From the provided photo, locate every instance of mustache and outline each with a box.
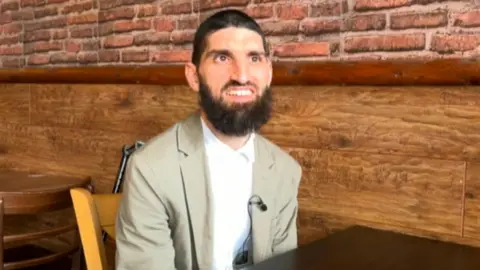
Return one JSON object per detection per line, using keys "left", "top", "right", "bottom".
{"left": 221, "top": 80, "right": 257, "bottom": 92}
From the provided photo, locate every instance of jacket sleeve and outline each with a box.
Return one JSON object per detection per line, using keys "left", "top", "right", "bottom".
{"left": 271, "top": 162, "right": 302, "bottom": 256}
{"left": 115, "top": 153, "right": 176, "bottom": 270}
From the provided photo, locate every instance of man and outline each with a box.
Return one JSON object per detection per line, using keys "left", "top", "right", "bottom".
{"left": 115, "top": 9, "right": 302, "bottom": 270}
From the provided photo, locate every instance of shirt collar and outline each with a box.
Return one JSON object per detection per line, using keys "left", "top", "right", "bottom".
{"left": 200, "top": 117, "right": 255, "bottom": 163}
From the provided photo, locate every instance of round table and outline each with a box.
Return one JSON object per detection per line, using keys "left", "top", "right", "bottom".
{"left": 0, "top": 171, "right": 91, "bottom": 270}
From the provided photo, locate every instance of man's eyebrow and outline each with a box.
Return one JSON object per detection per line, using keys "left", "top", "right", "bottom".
{"left": 204, "top": 49, "right": 267, "bottom": 58}
{"left": 204, "top": 49, "right": 232, "bottom": 58}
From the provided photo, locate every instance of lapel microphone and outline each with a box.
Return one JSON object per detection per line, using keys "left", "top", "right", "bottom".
{"left": 248, "top": 195, "right": 268, "bottom": 212}
{"left": 233, "top": 195, "right": 268, "bottom": 268}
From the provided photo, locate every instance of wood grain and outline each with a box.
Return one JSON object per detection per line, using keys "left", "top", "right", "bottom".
{"left": 287, "top": 147, "right": 465, "bottom": 236}
{"left": 1, "top": 59, "right": 480, "bottom": 86}
{"left": 262, "top": 86, "right": 480, "bottom": 161}
{"left": 0, "top": 84, "right": 29, "bottom": 125}
{"left": 29, "top": 84, "right": 196, "bottom": 135}
{"left": 464, "top": 162, "right": 480, "bottom": 239}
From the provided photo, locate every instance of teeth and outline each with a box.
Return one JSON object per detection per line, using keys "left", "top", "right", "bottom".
{"left": 226, "top": 89, "right": 252, "bottom": 96}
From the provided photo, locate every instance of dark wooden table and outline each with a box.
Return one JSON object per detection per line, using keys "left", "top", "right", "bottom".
{"left": 246, "top": 226, "right": 480, "bottom": 270}
{"left": 0, "top": 171, "right": 91, "bottom": 270}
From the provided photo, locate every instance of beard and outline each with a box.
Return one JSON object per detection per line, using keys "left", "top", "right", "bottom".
{"left": 197, "top": 76, "right": 272, "bottom": 137}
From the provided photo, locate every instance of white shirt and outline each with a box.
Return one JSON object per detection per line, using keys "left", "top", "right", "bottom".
{"left": 200, "top": 118, "right": 255, "bottom": 270}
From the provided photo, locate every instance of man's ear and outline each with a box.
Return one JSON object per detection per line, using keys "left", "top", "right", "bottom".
{"left": 185, "top": 62, "right": 199, "bottom": 92}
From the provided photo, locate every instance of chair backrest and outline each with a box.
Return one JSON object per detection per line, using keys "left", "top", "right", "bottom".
{"left": 70, "top": 188, "right": 121, "bottom": 270}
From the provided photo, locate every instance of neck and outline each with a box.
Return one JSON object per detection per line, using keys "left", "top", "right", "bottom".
{"left": 201, "top": 112, "right": 251, "bottom": 150}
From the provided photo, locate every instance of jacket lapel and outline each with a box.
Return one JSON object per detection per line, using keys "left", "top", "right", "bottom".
{"left": 251, "top": 137, "right": 275, "bottom": 263}
{"left": 177, "top": 112, "right": 214, "bottom": 269}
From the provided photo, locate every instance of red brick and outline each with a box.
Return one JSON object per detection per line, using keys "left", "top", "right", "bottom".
{"left": 300, "top": 19, "right": 341, "bottom": 35}
{"left": 2, "top": 23, "right": 23, "bottom": 34}
{"left": 50, "top": 52, "right": 77, "bottom": 64}
{"left": 65, "top": 41, "right": 81, "bottom": 53}
{"left": 178, "top": 17, "right": 199, "bottom": 30}
{"left": 70, "top": 26, "right": 95, "bottom": 38}
{"left": 391, "top": 11, "right": 448, "bottom": 29}
{"left": 245, "top": 5, "right": 273, "bottom": 19}
{"left": 11, "top": 10, "right": 34, "bottom": 21}
{"left": 98, "top": 23, "right": 114, "bottom": 36}
{"left": 2, "top": 56, "right": 25, "bottom": 68}
{"left": 99, "top": 7, "right": 135, "bottom": 22}
{"left": 454, "top": 10, "right": 480, "bottom": 28}
{"left": 0, "top": 35, "right": 21, "bottom": 45}
{"left": 68, "top": 12, "right": 98, "bottom": 25}
{"left": 197, "top": 0, "right": 249, "bottom": 12}
{"left": 134, "top": 32, "right": 170, "bottom": 46}
{"left": 82, "top": 40, "right": 100, "bottom": 51}
{"left": 25, "top": 17, "right": 66, "bottom": 31}
{"left": 99, "top": 0, "right": 155, "bottom": 10}
{"left": 28, "top": 54, "right": 50, "bottom": 65}
{"left": 62, "top": 1, "right": 94, "bottom": 14}
{"left": 431, "top": 34, "right": 480, "bottom": 53}
{"left": 98, "top": 50, "right": 120, "bottom": 62}
{"left": 24, "top": 41, "right": 62, "bottom": 54}
{"left": 0, "top": 45, "right": 23, "bottom": 55}
{"left": 253, "top": 0, "right": 276, "bottom": 3}
{"left": 311, "top": 1, "right": 348, "bottom": 16}
{"left": 78, "top": 52, "right": 98, "bottom": 64}
{"left": 24, "top": 30, "right": 51, "bottom": 42}
{"left": 355, "top": 0, "right": 412, "bottom": 11}
{"left": 20, "top": 0, "right": 37, "bottom": 7}
{"left": 103, "top": 35, "right": 134, "bottom": 48}
{"left": 114, "top": 19, "right": 151, "bottom": 33}
{"left": 1, "top": 1, "right": 20, "bottom": 12}
{"left": 152, "top": 50, "right": 191, "bottom": 63}
{"left": 344, "top": 14, "right": 386, "bottom": 31}
{"left": 274, "top": 42, "right": 330, "bottom": 57}
{"left": 47, "top": 0, "right": 69, "bottom": 3}
{"left": 171, "top": 30, "right": 195, "bottom": 44}
{"left": 345, "top": 34, "right": 425, "bottom": 53}
{"left": 52, "top": 30, "right": 68, "bottom": 39}
{"left": 155, "top": 18, "right": 175, "bottom": 32}
{"left": 34, "top": 6, "right": 58, "bottom": 18}
{"left": 138, "top": 4, "right": 157, "bottom": 17}
{"left": 122, "top": 50, "right": 149, "bottom": 62}
{"left": 260, "top": 20, "right": 299, "bottom": 36}
{"left": 161, "top": 1, "right": 192, "bottom": 15}
{"left": 0, "top": 14, "right": 13, "bottom": 24}
{"left": 276, "top": 4, "right": 308, "bottom": 20}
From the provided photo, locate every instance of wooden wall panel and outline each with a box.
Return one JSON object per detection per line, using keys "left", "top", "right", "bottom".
{"left": 464, "top": 162, "right": 480, "bottom": 240}
{"left": 0, "top": 84, "right": 29, "bottom": 125}
{"left": 262, "top": 86, "right": 480, "bottom": 162}
{"left": 29, "top": 84, "right": 197, "bottom": 134}
{"left": 1, "top": 82, "right": 480, "bottom": 258}
{"left": 288, "top": 148, "right": 464, "bottom": 237}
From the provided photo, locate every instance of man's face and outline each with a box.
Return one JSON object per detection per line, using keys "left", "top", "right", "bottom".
{"left": 192, "top": 26, "right": 273, "bottom": 136}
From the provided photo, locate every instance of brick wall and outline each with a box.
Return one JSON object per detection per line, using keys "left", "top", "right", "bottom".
{"left": 0, "top": 0, "right": 479, "bottom": 68}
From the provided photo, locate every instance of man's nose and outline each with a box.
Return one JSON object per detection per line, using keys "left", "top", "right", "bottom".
{"left": 230, "top": 61, "right": 249, "bottom": 84}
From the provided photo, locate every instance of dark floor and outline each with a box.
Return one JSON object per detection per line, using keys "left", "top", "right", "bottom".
{"left": 5, "top": 244, "right": 77, "bottom": 270}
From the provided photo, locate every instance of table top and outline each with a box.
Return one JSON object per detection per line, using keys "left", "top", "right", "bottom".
{"left": 0, "top": 171, "right": 90, "bottom": 194}
{"left": 0, "top": 171, "right": 91, "bottom": 214}
{"left": 247, "top": 226, "right": 480, "bottom": 270}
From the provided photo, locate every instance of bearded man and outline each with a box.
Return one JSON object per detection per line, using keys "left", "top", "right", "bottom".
{"left": 115, "top": 9, "right": 302, "bottom": 270}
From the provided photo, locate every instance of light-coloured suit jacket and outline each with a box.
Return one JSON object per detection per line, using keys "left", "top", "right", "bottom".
{"left": 115, "top": 112, "right": 302, "bottom": 270}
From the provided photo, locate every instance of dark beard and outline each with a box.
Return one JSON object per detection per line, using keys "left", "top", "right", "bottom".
{"left": 197, "top": 78, "right": 272, "bottom": 137}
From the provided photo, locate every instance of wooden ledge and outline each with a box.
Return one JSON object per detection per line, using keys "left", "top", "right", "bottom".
{"left": 0, "top": 59, "right": 479, "bottom": 86}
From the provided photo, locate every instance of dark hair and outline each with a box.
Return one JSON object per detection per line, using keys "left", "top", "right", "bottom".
{"left": 191, "top": 9, "right": 269, "bottom": 67}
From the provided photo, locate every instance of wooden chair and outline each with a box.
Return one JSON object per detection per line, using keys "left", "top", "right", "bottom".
{"left": 70, "top": 188, "right": 121, "bottom": 270}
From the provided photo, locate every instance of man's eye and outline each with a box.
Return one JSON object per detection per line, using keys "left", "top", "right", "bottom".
{"left": 215, "top": 55, "right": 228, "bottom": 62}
{"left": 251, "top": 55, "right": 261, "bottom": 62}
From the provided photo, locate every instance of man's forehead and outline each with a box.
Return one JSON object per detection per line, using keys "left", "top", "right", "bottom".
{"left": 205, "top": 27, "right": 265, "bottom": 52}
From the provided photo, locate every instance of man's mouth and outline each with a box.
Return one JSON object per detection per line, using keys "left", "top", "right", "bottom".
{"left": 225, "top": 87, "right": 255, "bottom": 97}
